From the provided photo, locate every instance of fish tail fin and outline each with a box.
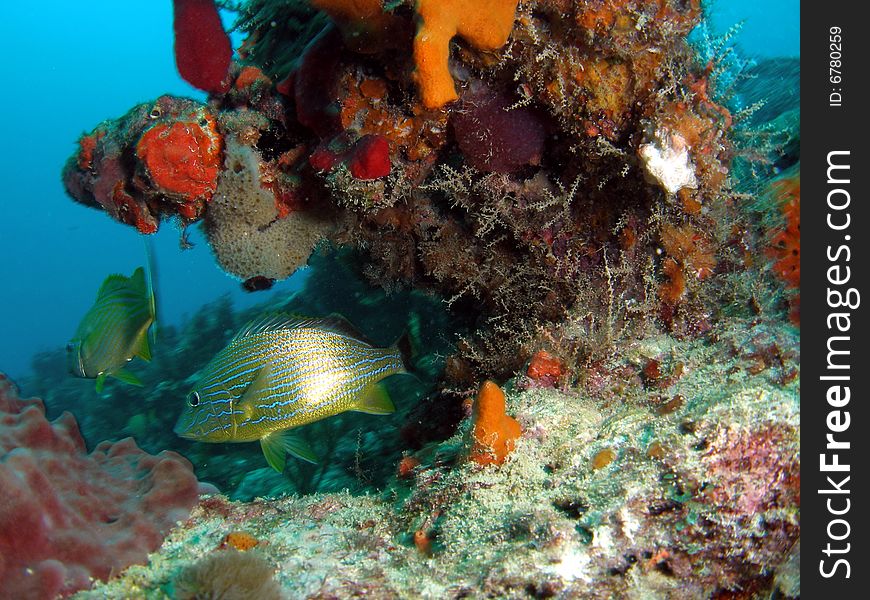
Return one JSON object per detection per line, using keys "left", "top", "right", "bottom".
{"left": 260, "top": 430, "right": 317, "bottom": 472}
{"left": 133, "top": 329, "right": 153, "bottom": 361}
{"left": 396, "top": 331, "right": 414, "bottom": 372}
{"left": 394, "top": 311, "right": 424, "bottom": 375}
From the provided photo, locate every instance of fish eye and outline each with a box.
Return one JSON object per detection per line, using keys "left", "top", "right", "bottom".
{"left": 188, "top": 391, "right": 200, "bottom": 407}
{"left": 66, "top": 343, "right": 74, "bottom": 352}
{"left": 149, "top": 106, "right": 162, "bottom": 119}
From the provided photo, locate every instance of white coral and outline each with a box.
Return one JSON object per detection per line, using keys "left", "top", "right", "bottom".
{"left": 638, "top": 128, "right": 698, "bottom": 195}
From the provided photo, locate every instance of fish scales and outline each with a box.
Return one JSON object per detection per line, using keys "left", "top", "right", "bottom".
{"left": 177, "top": 316, "right": 406, "bottom": 446}
{"left": 89, "top": 297, "right": 146, "bottom": 361}
{"left": 68, "top": 266, "right": 155, "bottom": 389}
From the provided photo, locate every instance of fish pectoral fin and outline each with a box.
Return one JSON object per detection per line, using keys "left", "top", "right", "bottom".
{"left": 239, "top": 363, "right": 274, "bottom": 407}
{"left": 260, "top": 430, "right": 318, "bottom": 472}
{"left": 111, "top": 368, "right": 144, "bottom": 387}
{"left": 351, "top": 382, "right": 396, "bottom": 415}
{"left": 95, "top": 373, "right": 108, "bottom": 393}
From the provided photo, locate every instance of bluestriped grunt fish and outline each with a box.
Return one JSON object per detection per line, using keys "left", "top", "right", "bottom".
{"left": 174, "top": 314, "right": 407, "bottom": 472}
{"left": 67, "top": 266, "right": 156, "bottom": 392}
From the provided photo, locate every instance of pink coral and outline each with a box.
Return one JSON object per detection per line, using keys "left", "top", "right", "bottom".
{"left": 0, "top": 374, "right": 201, "bottom": 598}
{"left": 701, "top": 422, "right": 800, "bottom": 519}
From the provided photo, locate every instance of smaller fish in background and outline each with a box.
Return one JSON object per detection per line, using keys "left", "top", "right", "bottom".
{"left": 242, "top": 275, "right": 275, "bottom": 293}
{"left": 175, "top": 314, "right": 411, "bottom": 472}
{"left": 67, "top": 265, "right": 156, "bottom": 392}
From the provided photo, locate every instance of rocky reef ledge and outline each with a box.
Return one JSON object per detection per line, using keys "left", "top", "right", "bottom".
{"left": 73, "top": 315, "right": 799, "bottom": 599}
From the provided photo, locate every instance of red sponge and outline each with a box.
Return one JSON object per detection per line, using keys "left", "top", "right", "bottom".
{"left": 173, "top": 0, "right": 232, "bottom": 93}
{"left": 348, "top": 135, "right": 391, "bottom": 180}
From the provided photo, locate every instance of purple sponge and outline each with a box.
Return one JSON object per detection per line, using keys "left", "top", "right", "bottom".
{"left": 451, "top": 81, "right": 547, "bottom": 173}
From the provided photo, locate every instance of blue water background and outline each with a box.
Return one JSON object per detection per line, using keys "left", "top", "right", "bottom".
{"left": 0, "top": 1, "right": 798, "bottom": 381}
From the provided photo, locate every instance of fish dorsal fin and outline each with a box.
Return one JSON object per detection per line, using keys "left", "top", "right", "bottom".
{"left": 351, "top": 382, "right": 396, "bottom": 415}
{"left": 128, "top": 267, "right": 147, "bottom": 295}
{"left": 260, "top": 429, "right": 318, "bottom": 472}
{"left": 232, "top": 313, "right": 374, "bottom": 345}
{"left": 232, "top": 313, "right": 316, "bottom": 341}
{"left": 96, "top": 273, "right": 132, "bottom": 298}
{"left": 318, "top": 313, "right": 375, "bottom": 346}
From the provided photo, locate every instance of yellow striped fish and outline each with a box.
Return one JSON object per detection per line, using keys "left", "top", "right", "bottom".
{"left": 67, "top": 266, "right": 156, "bottom": 392}
{"left": 174, "top": 314, "right": 407, "bottom": 472}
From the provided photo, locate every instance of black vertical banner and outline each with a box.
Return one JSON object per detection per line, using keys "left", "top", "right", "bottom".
{"left": 803, "top": 2, "right": 870, "bottom": 596}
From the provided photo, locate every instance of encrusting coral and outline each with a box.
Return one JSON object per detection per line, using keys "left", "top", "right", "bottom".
{"left": 63, "top": 96, "right": 225, "bottom": 233}
{"left": 134, "top": 106, "right": 223, "bottom": 217}
{"left": 766, "top": 171, "right": 800, "bottom": 324}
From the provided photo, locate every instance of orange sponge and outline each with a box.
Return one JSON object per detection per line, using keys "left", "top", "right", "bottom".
{"left": 469, "top": 380, "right": 522, "bottom": 466}
{"left": 413, "top": 0, "right": 520, "bottom": 109}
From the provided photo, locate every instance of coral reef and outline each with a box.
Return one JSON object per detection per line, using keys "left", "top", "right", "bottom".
{"left": 53, "top": 3, "right": 800, "bottom": 596}
{"left": 61, "top": 0, "right": 790, "bottom": 384}
{"left": 0, "top": 374, "right": 201, "bottom": 598}
{"left": 69, "top": 316, "right": 799, "bottom": 599}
